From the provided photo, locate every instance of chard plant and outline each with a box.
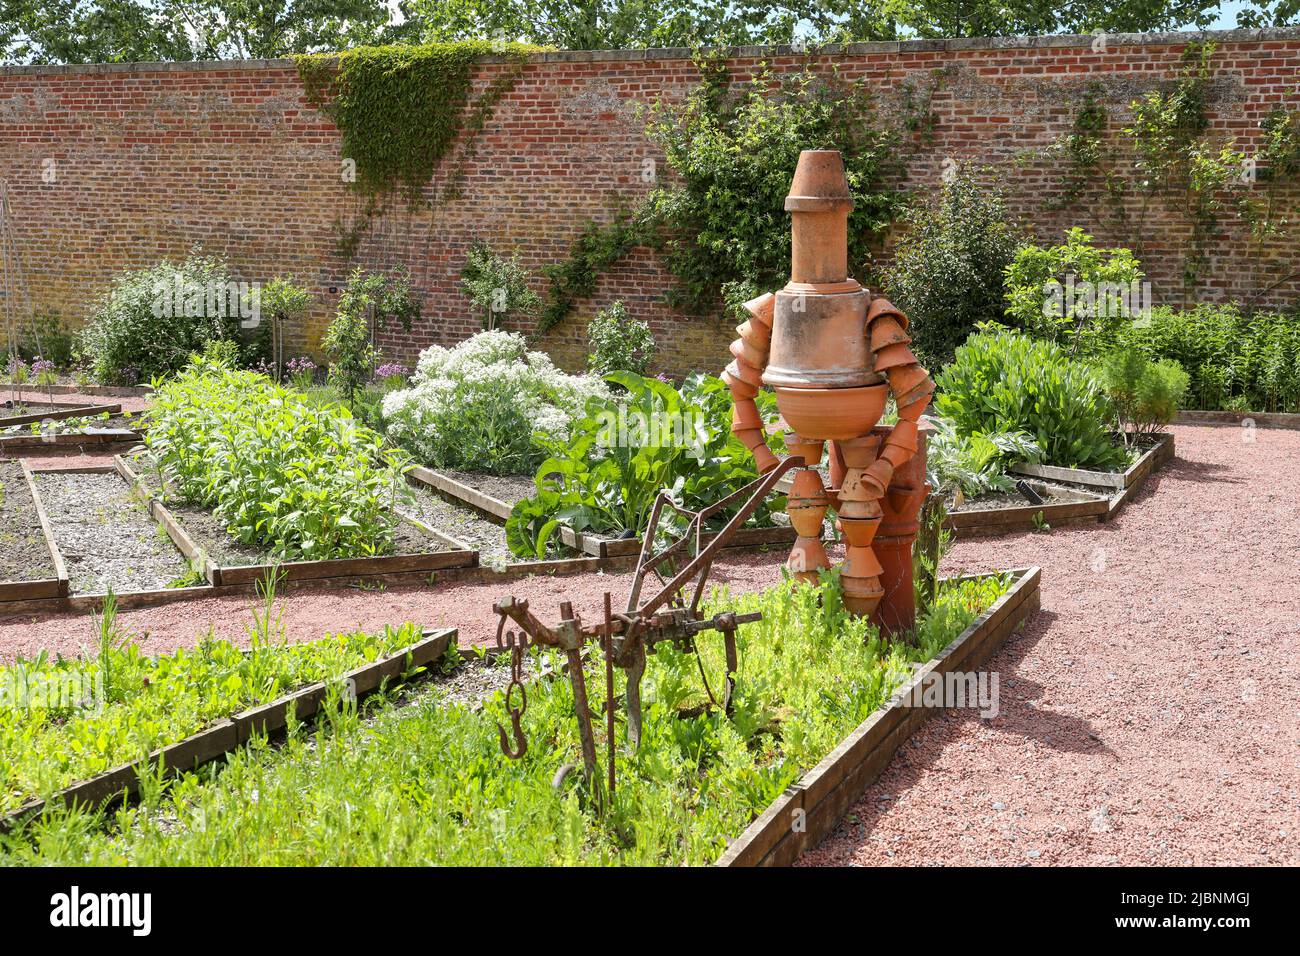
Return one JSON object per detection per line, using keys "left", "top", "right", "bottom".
{"left": 506, "top": 372, "right": 784, "bottom": 559}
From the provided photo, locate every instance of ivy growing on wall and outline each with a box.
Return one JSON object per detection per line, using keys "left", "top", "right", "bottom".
{"left": 295, "top": 41, "right": 540, "bottom": 257}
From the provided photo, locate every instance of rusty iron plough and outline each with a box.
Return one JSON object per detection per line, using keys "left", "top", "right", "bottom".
{"left": 492, "top": 456, "right": 800, "bottom": 804}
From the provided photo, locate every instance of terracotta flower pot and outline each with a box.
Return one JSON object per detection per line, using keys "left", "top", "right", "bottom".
{"left": 729, "top": 337, "right": 767, "bottom": 369}
{"left": 773, "top": 384, "right": 887, "bottom": 441}
{"left": 836, "top": 433, "right": 882, "bottom": 469}
{"left": 732, "top": 401, "right": 763, "bottom": 432}
{"left": 838, "top": 515, "right": 881, "bottom": 548}
{"left": 727, "top": 358, "right": 764, "bottom": 390}
{"left": 783, "top": 434, "right": 825, "bottom": 468}
{"left": 788, "top": 537, "right": 829, "bottom": 583}
{"left": 843, "top": 544, "right": 884, "bottom": 580}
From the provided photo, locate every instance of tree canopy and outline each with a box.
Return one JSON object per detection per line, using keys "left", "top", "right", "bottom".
{"left": 2, "top": 0, "right": 1296, "bottom": 65}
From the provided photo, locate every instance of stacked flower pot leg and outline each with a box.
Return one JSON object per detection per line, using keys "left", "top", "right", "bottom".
{"left": 784, "top": 434, "right": 828, "bottom": 584}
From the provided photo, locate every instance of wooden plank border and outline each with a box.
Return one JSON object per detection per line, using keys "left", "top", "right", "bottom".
{"left": 0, "top": 627, "right": 457, "bottom": 833}
{"left": 945, "top": 488, "right": 1109, "bottom": 537}
{"left": 113, "top": 454, "right": 213, "bottom": 582}
{"left": 715, "top": 566, "right": 1041, "bottom": 867}
{"left": 0, "top": 463, "right": 67, "bottom": 602}
{"left": 1012, "top": 432, "right": 1174, "bottom": 491}
{"left": 0, "top": 401, "right": 122, "bottom": 429}
{"left": 1176, "top": 409, "right": 1300, "bottom": 429}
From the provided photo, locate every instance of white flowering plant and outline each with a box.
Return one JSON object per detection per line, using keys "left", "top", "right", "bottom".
{"left": 381, "top": 331, "right": 609, "bottom": 475}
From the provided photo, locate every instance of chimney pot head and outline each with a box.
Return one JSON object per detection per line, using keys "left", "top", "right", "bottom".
{"left": 785, "top": 149, "right": 854, "bottom": 213}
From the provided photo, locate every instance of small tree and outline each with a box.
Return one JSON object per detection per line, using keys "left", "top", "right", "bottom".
{"left": 1005, "top": 228, "right": 1145, "bottom": 356}
{"left": 259, "top": 277, "right": 311, "bottom": 381}
{"left": 459, "top": 242, "right": 542, "bottom": 331}
{"left": 884, "top": 171, "right": 1020, "bottom": 367}
{"left": 586, "top": 301, "right": 656, "bottom": 376}
{"left": 322, "top": 268, "right": 420, "bottom": 408}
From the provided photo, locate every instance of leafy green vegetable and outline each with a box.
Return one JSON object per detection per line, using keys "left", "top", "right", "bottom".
{"left": 506, "top": 372, "right": 784, "bottom": 558}
{"left": 145, "top": 356, "right": 412, "bottom": 560}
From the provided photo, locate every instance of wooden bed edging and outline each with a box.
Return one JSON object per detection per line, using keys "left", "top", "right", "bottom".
{"left": 0, "top": 463, "right": 68, "bottom": 602}
{"left": 715, "top": 566, "right": 1041, "bottom": 868}
{"left": 944, "top": 488, "right": 1109, "bottom": 537}
{"left": 0, "top": 627, "right": 457, "bottom": 834}
{"left": 1012, "top": 432, "right": 1174, "bottom": 491}
{"left": 0, "top": 401, "right": 123, "bottom": 429}
{"left": 1176, "top": 409, "right": 1300, "bottom": 429}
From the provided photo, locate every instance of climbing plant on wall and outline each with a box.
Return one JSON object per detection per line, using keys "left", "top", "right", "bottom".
{"left": 1051, "top": 40, "right": 1300, "bottom": 305}
{"left": 295, "top": 41, "right": 541, "bottom": 257}
{"left": 537, "top": 55, "right": 908, "bottom": 334}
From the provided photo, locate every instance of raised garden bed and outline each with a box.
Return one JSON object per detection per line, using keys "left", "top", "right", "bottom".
{"left": 1176, "top": 409, "right": 1300, "bottom": 429}
{"left": 0, "top": 626, "right": 456, "bottom": 832}
{"left": 413, "top": 465, "right": 795, "bottom": 560}
{"left": 116, "top": 454, "right": 478, "bottom": 587}
{"left": 1011, "top": 432, "right": 1174, "bottom": 493}
{"left": 717, "top": 566, "right": 1041, "bottom": 867}
{"left": 0, "top": 399, "right": 122, "bottom": 428}
{"left": 945, "top": 481, "right": 1110, "bottom": 536}
{"left": 32, "top": 465, "right": 192, "bottom": 595}
{"left": 0, "top": 460, "right": 67, "bottom": 601}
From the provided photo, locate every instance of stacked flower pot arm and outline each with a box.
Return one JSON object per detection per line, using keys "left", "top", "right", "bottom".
{"left": 722, "top": 148, "right": 935, "bottom": 629}
{"left": 722, "top": 292, "right": 780, "bottom": 475}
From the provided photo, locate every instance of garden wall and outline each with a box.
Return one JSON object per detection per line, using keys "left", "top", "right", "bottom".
{"left": 2, "top": 27, "right": 1299, "bottom": 377}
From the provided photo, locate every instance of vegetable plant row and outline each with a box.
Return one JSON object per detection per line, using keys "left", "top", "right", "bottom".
{"left": 0, "top": 590, "right": 427, "bottom": 816}
{"left": 0, "top": 573, "right": 1009, "bottom": 865}
{"left": 145, "top": 357, "right": 413, "bottom": 561}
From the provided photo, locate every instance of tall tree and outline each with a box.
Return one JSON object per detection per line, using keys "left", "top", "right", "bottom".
{"left": 0, "top": 0, "right": 404, "bottom": 64}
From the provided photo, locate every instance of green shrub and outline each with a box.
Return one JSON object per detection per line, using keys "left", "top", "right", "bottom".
{"left": 1004, "top": 228, "right": 1145, "bottom": 355}
{"left": 1113, "top": 304, "right": 1300, "bottom": 412}
{"left": 459, "top": 242, "right": 542, "bottom": 331}
{"left": 381, "top": 331, "right": 608, "bottom": 475}
{"left": 643, "top": 64, "right": 903, "bottom": 319}
{"left": 9, "top": 311, "right": 76, "bottom": 368}
{"left": 586, "top": 301, "right": 655, "bottom": 377}
{"left": 1095, "top": 349, "right": 1188, "bottom": 448}
{"left": 506, "top": 372, "right": 783, "bottom": 558}
{"left": 78, "top": 253, "right": 250, "bottom": 385}
{"left": 884, "top": 171, "right": 1020, "bottom": 366}
{"left": 936, "top": 326, "right": 1127, "bottom": 470}
{"left": 145, "top": 358, "right": 411, "bottom": 560}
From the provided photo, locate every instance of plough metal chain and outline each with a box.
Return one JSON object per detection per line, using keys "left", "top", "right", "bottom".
{"left": 495, "top": 613, "right": 530, "bottom": 760}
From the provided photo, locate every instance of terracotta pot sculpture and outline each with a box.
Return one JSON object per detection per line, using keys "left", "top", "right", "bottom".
{"left": 723, "top": 149, "right": 936, "bottom": 630}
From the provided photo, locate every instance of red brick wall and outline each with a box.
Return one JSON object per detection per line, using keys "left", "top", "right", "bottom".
{"left": 2, "top": 28, "right": 1298, "bottom": 378}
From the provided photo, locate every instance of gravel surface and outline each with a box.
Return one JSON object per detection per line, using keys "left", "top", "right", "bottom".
{"left": 0, "top": 461, "right": 57, "bottom": 583}
{"left": 398, "top": 483, "right": 514, "bottom": 566}
{"left": 800, "top": 424, "right": 1300, "bottom": 867}
{"left": 950, "top": 481, "right": 1103, "bottom": 513}
{"left": 34, "top": 470, "right": 191, "bottom": 594}
{"left": 441, "top": 470, "right": 535, "bottom": 506}
{"left": 0, "top": 424, "right": 1294, "bottom": 867}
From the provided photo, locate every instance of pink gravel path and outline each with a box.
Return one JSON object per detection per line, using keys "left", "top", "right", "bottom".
{"left": 801, "top": 422, "right": 1300, "bottom": 867}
